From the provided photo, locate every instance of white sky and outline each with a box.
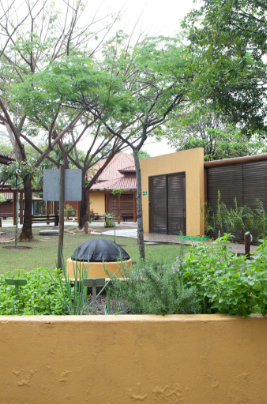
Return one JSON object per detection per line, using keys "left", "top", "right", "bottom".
{"left": 77, "top": 0, "right": 197, "bottom": 157}
{"left": 1, "top": 0, "right": 198, "bottom": 157}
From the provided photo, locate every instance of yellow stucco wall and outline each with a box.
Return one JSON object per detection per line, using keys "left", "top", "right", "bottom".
{"left": 0, "top": 315, "right": 267, "bottom": 403}
{"left": 140, "top": 148, "right": 205, "bottom": 236}
{"left": 89, "top": 192, "right": 105, "bottom": 215}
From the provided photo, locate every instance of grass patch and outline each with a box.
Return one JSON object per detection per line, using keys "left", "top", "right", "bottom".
{"left": 0, "top": 227, "right": 181, "bottom": 273}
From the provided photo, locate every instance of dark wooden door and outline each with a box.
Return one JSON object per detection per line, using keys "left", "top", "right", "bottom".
{"left": 149, "top": 172, "right": 186, "bottom": 235}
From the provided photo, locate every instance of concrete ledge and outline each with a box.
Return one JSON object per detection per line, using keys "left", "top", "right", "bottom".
{"left": 0, "top": 315, "right": 267, "bottom": 403}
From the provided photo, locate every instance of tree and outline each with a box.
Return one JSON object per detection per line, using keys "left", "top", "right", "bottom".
{"left": 164, "top": 103, "right": 267, "bottom": 161}
{"left": 12, "top": 35, "right": 194, "bottom": 259}
{"left": 0, "top": 0, "right": 117, "bottom": 240}
{"left": 183, "top": 0, "right": 267, "bottom": 135}
{"left": 132, "top": 150, "right": 151, "bottom": 159}
{"left": 68, "top": 36, "right": 193, "bottom": 259}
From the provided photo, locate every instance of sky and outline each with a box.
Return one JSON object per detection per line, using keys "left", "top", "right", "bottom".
{"left": 77, "top": 0, "right": 197, "bottom": 157}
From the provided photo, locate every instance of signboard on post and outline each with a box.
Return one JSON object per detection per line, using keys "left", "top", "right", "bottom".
{"left": 43, "top": 168, "right": 82, "bottom": 270}
{"left": 43, "top": 169, "right": 82, "bottom": 201}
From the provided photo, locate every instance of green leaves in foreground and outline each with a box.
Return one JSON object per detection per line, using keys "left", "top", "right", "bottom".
{"left": 0, "top": 268, "right": 66, "bottom": 315}
{"left": 106, "top": 259, "right": 201, "bottom": 315}
{"left": 181, "top": 235, "right": 267, "bottom": 317}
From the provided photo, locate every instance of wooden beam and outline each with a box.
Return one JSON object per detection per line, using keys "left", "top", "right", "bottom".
{"left": 13, "top": 191, "right": 17, "bottom": 225}
{"left": 106, "top": 193, "right": 110, "bottom": 213}
{"left": 204, "top": 153, "right": 267, "bottom": 168}
{"left": 117, "top": 195, "right": 120, "bottom": 224}
{"left": 20, "top": 191, "right": 23, "bottom": 225}
{"left": 54, "top": 201, "right": 58, "bottom": 215}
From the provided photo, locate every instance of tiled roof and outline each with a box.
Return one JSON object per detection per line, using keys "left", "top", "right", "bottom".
{"left": 91, "top": 176, "right": 136, "bottom": 191}
{"left": 118, "top": 164, "right": 136, "bottom": 174}
{"left": 89, "top": 152, "right": 137, "bottom": 191}
{"left": 88, "top": 153, "right": 135, "bottom": 182}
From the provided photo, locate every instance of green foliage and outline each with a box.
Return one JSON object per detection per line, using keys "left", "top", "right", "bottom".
{"left": 0, "top": 159, "right": 40, "bottom": 183}
{"left": 47, "top": 256, "right": 89, "bottom": 315}
{"left": 204, "top": 192, "right": 267, "bottom": 242}
{"left": 181, "top": 235, "right": 267, "bottom": 317}
{"left": 0, "top": 268, "right": 67, "bottom": 315}
{"left": 107, "top": 257, "right": 200, "bottom": 315}
{"left": 0, "top": 194, "right": 6, "bottom": 203}
{"left": 112, "top": 188, "right": 126, "bottom": 196}
{"left": 131, "top": 150, "right": 151, "bottom": 159}
{"left": 90, "top": 209, "right": 98, "bottom": 220}
{"left": 164, "top": 103, "right": 266, "bottom": 161}
{"left": 103, "top": 213, "right": 116, "bottom": 227}
{"left": 183, "top": 0, "right": 267, "bottom": 135}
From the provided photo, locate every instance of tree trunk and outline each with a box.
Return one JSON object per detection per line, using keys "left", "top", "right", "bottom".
{"left": 132, "top": 148, "right": 145, "bottom": 260}
{"left": 79, "top": 178, "right": 90, "bottom": 229}
{"left": 19, "top": 177, "right": 33, "bottom": 241}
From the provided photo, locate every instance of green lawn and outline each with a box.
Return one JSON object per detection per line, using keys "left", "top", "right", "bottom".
{"left": 0, "top": 227, "right": 181, "bottom": 274}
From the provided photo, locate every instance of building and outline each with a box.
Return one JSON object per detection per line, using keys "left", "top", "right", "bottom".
{"left": 0, "top": 182, "right": 42, "bottom": 218}
{"left": 89, "top": 152, "right": 137, "bottom": 221}
{"left": 140, "top": 147, "right": 267, "bottom": 237}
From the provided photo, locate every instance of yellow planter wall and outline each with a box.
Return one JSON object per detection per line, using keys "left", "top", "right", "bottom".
{"left": 89, "top": 192, "right": 105, "bottom": 216}
{"left": 0, "top": 315, "right": 267, "bottom": 403}
{"left": 140, "top": 148, "right": 205, "bottom": 236}
{"left": 66, "top": 258, "right": 132, "bottom": 278}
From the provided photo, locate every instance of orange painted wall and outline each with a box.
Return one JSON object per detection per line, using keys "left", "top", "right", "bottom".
{"left": 140, "top": 148, "right": 205, "bottom": 236}
{"left": 0, "top": 315, "right": 267, "bottom": 403}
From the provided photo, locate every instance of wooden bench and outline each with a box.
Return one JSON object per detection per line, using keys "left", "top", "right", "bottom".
{"left": 0, "top": 213, "right": 13, "bottom": 220}
{"left": 32, "top": 215, "right": 59, "bottom": 226}
{"left": 121, "top": 213, "right": 133, "bottom": 222}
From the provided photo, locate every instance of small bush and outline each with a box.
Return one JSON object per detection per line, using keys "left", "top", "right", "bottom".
{"left": 181, "top": 235, "right": 267, "bottom": 316}
{"left": 0, "top": 268, "right": 67, "bottom": 315}
{"left": 107, "top": 258, "right": 200, "bottom": 315}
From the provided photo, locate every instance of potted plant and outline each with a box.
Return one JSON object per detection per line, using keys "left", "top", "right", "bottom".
{"left": 103, "top": 213, "right": 116, "bottom": 227}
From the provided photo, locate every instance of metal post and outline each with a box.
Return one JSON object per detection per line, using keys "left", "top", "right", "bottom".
{"left": 244, "top": 232, "right": 250, "bottom": 259}
{"left": 57, "top": 165, "right": 65, "bottom": 269}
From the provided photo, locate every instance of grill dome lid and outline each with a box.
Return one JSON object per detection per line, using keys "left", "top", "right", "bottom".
{"left": 71, "top": 238, "right": 130, "bottom": 262}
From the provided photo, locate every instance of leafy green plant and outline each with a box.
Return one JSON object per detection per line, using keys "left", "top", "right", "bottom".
{"left": 65, "top": 204, "right": 74, "bottom": 217}
{"left": 0, "top": 268, "right": 67, "bottom": 315}
{"left": 47, "top": 255, "right": 89, "bottom": 315}
{"left": 106, "top": 255, "right": 200, "bottom": 315}
{"left": 181, "top": 235, "right": 267, "bottom": 316}
{"left": 0, "top": 194, "right": 6, "bottom": 203}
{"left": 103, "top": 213, "right": 116, "bottom": 227}
{"left": 90, "top": 209, "right": 98, "bottom": 220}
{"left": 254, "top": 199, "right": 267, "bottom": 240}
{"left": 223, "top": 198, "right": 245, "bottom": 241}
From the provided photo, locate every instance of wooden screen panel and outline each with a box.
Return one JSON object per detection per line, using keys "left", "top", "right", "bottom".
{"left": 109, "top": 194, "right": 134, "bottom": 219}
{"left": 207, "top": 165, "right": 242, "bottom": 238}
{"left": 242, "top": 160, "right": 267, "bottom": 208}
{"left": 149, "top": 175, "right": 167, "bottom": 233}
{"left": 168, "top": 173, "right": 186, "bottom": 235}
{"left": 120, "top": 194, "right": 134, "bottom": 217}
{"left": 207, "top": 160, "right": 267, "bottom": 238}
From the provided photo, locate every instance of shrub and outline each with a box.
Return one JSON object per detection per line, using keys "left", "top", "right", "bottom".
{"left": 181, "top": 235, "right": 267, "bottom": 316}
{"left": 106, "top": 257, "right": 200, "bottom": 315}
{"left": 0, "top": 268, "right": 67, "bottom": 315}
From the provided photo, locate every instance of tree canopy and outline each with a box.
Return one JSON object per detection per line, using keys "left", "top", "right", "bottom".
{"left": 164, "top": 103, "right": 267, "bottom": 161}
{"left": 183, "top": 0, "right": 267, "bottom": 135}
